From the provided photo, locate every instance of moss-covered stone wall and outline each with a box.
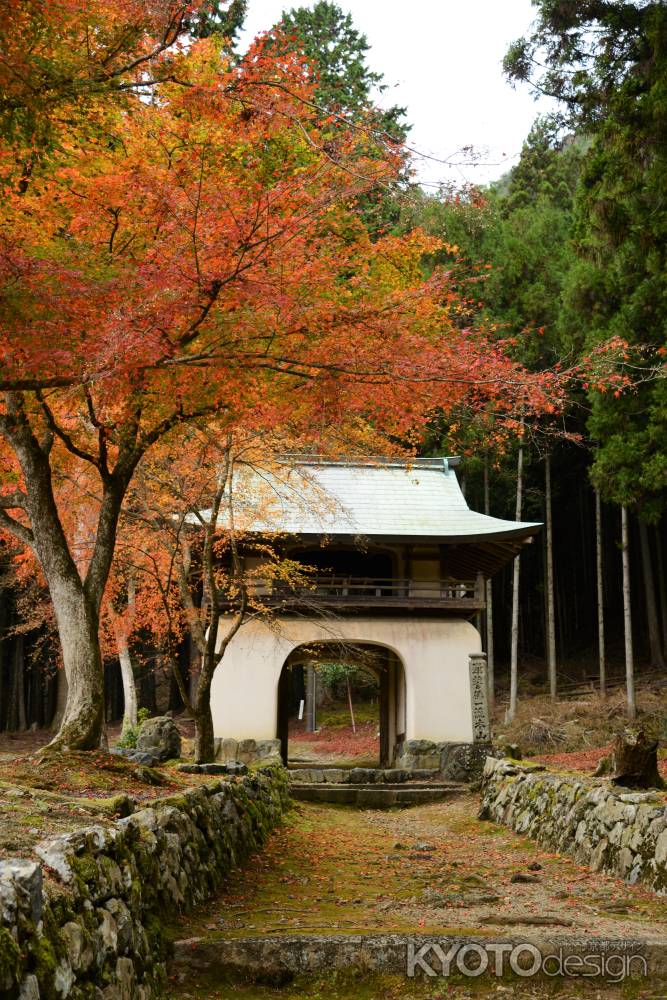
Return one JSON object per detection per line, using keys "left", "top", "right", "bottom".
{"left": 479, "top": 758, "right": 667, "bottom": 894}
{"left": 0, "top": 766, "right": 290, "bottom": 999}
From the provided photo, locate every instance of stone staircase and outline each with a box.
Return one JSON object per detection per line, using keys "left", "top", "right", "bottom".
{"left": 288, "top": 765, "right": 466, "bottom": 808}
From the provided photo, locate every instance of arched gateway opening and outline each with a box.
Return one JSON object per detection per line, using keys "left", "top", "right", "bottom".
{"left": 208, "top": 456, "right": 537, "bottom": 773}
{"left": 276, "top": 642, "right": 406, "bottom": 768}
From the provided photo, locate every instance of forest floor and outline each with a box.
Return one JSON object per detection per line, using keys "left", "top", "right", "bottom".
{"left": 0, "top": 716, "right": 209, "bottom": 861}
{"left": 166, "top": 795, "right": 667, "bottom": 999}
{"left": 492, "top": 681, "right": 667, "bottom": 758}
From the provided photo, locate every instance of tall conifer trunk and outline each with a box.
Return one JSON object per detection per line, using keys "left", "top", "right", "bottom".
{"left": 508, "top": 426, "right": 524, "bottom": 722}
{"left": 545, "top": 453, "right": 557, "bottom": 699}
{"left": 638, "top": 519, "right": 665, "bottom": 669}
{"left": 483, "top": 457, "right": 495, "bottom": 711}
{"left": 621, "top": 505, "right": 636, "bottom": 720}
{"left": 595, "top": 489, "right": 606, "bottom": 697}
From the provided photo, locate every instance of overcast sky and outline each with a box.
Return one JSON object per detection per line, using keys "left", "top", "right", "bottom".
{"left": 239, "top": 0, "right": 551, "bottom": 189}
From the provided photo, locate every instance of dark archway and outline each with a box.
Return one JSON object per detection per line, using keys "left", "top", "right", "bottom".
{"left": 276, "top": 642, "right": 406, "bottom": 768}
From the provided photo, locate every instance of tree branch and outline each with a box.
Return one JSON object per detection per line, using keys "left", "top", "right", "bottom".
{"left": 35, "top": 390, "right": 101, "bottom": 469}
{"left": 0, "top": 508, "right": 34, "bottom": 548}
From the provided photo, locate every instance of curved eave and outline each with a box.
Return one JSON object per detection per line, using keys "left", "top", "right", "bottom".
{"left": 243, "top": 522, "right": 542, "bottom": 578}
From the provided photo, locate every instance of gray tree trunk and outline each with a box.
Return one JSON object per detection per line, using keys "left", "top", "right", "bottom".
{"left": 638, "top": 519, "right": 665, "bottom": 669}
{"left": 621, "top": 505, "right": 636, "bottom": 720}
{"left": 306, "top": 665, "right": 317, "bottom": 733}
{"left": 117, "top": 636, "right": 138, "bottom": 731}
{"left": 49, "top": 577, "right": 106, "bottom": 749}
{"left": 545, "top": 453, "right": 557, "bottom": 700}
{"left": 508, "top": 431, "right": 524, "bottom": 722}
{"left": 0, "top": 392, "right": 141, "bottom": 749}
{"left": 595, "top": 489, "right": 606, "bottom": 697}
{"left": 656, "top": 525, "right": 667, "bottom": 659}
{"left": 483, "top": 458, "right": 495, "bottom": 711}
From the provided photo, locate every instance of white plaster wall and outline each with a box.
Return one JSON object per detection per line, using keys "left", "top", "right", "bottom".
{"left": 210, "top": 617, "right": 481, "bottom": 744}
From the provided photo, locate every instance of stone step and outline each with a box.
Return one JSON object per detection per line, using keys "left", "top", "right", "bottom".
{"left": 171, "top": 932, "right": 667, "bottom": 984}
{"left": 288, "top": 766, "right": 439, "bottom": 785}
{"left": 290, "top": 782, "right": 465, "bottom": 808}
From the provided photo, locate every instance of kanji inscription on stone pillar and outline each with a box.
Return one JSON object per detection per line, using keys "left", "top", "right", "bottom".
{"left": 469, "top": 653, "right": 491, "bottom": 742}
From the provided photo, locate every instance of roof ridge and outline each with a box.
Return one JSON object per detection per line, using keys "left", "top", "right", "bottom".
{"left": 276, "top": 454, "right": 461, "bottom": 470}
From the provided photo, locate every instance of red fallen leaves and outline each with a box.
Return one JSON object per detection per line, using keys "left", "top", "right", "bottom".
{"left": 532, "top": 745, "right": 667, "bottom": 780}
{"left": 290, "top": 721, "right": 380, "bottom": 759}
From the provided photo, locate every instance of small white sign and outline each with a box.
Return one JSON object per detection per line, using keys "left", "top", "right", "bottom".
{"left": 298, "top": 699, "right": 305, "bottom": 721}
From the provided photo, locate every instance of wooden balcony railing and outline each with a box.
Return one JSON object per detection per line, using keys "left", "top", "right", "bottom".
{"left": 237, "top": 575, "right": 485, "bottom": 611}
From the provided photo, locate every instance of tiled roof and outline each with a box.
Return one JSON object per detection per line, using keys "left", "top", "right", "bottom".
{"left": 214, "top": 457, "right": 541, "bottom": 541}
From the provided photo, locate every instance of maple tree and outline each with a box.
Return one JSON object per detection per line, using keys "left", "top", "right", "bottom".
{"left": 0, "top": 7, "right": 611, "bottom": 754}
{"left": 110, "top": 429, "right": 325, "bottom": 762}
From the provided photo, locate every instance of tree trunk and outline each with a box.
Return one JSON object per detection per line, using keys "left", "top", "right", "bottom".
{"left": 47, "top": 580, "right": 106, "bottom": 750}
{"left": 656, "top": 523, "right": 667, "bottom": 659}
{"left": 51, "top": 668, "right": 69, "bottom": 732}
{"left": 306, "top": 664, "right": 317, "bottom": 733}
{"left": 508, "top": 430, "right": 524, "bottom": 722}
{"left": 483, "top": 457, "right": 495, "bottom": 711}
{"left": 117, "top": 635, "right": 138, "bottom": 731}
{"left": 595, "top": 489, "right": 606, "bottom": 697}
{"left": 545, "top": 453, "right": 557, "bottom": 700}
{"left": 610, "top": 729, "right": 664, "bottom": 789}
{"left": 12, "top": 633, "right": 27, "bottom": 731}
{"left": 346, "top": 675, "right": 356, "bottom": 733}
{"left": 193, "top": 687, "right": 215, "bottom": 764}
{"left": 621, "top": 505, "right": 636, "bottom": 720}
{"left": 2, "top": 403, "right": 110, "bottom": 749}
{"left": 638, "top": 519, "right": 665, "bottom": 669}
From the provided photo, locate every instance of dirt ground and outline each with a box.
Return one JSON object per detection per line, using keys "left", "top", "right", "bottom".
{"left": 168, "top": 795, "right": 667, "bottom": 999}
{"left": 0, "top": 716, "right": 209, "bottom": 861}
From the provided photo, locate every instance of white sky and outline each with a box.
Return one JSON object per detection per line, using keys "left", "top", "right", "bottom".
{"left": 240, "top": 0, "right": 551, "bottom": 189}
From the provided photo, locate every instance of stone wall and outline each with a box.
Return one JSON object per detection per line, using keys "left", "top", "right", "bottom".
{"left": 479, "top": 758, "right": 667, "bottom": 894}
{"left": 0, "top": 767, "right": 290, "bottom": 999}
{"left": 395, "top": 740, "right": 494, "bottom": 781}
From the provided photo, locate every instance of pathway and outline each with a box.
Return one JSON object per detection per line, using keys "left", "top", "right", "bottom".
{"left": 168, "top": 794, "right": 667, "bottom": 999}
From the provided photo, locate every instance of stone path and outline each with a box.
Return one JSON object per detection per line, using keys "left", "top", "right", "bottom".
{"left": 168, "top": 795, "right": 667, "bottom": 999}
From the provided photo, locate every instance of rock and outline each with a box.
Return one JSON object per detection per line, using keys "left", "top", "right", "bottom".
{"left": 440, "top": 742, "right": 495, "bottom": 782}
{"left": 60, "top": 921, "right": 95, "bottom": 973}
{"left": 136, "top": 716, "right": 181, "bottom": 762}
{"left": 594, "top": 754, "right": 614, "bottom": 777}
{"left": 323, "top": 770, "right": 346, "bottom": 784}
{"left": 217, "top": 738, "right": 239, "bottom": 764}
{"left": 95, "top": 908, "right": 119, "bottom": 957}
{"left": 0, "top": 860, "right": 42, "bottom": 924}
{"left": 113, "top": 957, "right": 135, "bottom": 1000}
{"left": 510, "top": 872, "right": 541, "bottom": 884}
{"left": 131, "top": 766, "right": 164, "bottom": 786}
{"left": 113, "top": 749, "right": 160, "bottom": 767}
{"left": 349, "top": 768, "right": 374, "bottom": 784}
{"left": 18, "top": 975, "right": 40, "bottom": 1000}
{"left": 481, "top": 913, "right": 574, "bottom": 927}
{"left": 34, "top": 836, "right": 76, "bottom": 884}
{"left": 224, "top": 762, "right": 248, "bottom": 776}
{"left": 105, "top": 899, "right": 134, "bottom": 953}
{"left": 656, "top": 828, "right": 667, "bottom": 866}
{"left": 53, "top": 958, "right": 74, "bottom": 998}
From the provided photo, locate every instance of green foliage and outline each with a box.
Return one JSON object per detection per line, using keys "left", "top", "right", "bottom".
{"left": 506, "top": 2, "right": 667, "bottom": 511}
{"left": 272, "top": 2, "right": 410, "bottom": 234}
{"left": 117, "top": 707, "right": 151, "bottom": 749}
{"left": 317, "top": 661, "right": 362, "bottom": 687}
{"left": 407, "top": 3, "right": 666, "bottom": 517}
{"left": 278, "top": 1, "right": 408, "bottom": 140}
{"left": 188, "top": 0, "right": 247, "bottom": 44}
